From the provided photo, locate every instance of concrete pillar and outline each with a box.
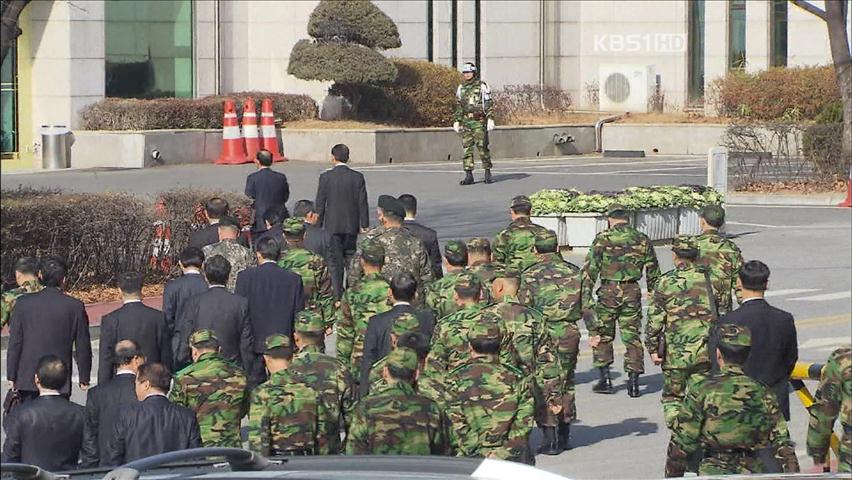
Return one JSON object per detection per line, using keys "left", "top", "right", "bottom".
{"left": 707, "top": 146, "right": 728, "bottom": 193}
{"left": 745, "top": 0, "right": 770, "bottom": 72}
{"left": 194, "top": 0, "right": 218, "bottom": 97}
{"left": 703, "top": 0, "right": 728, "bottom": 115}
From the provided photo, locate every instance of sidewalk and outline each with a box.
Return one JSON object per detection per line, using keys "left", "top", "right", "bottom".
{"left": 727, "top": 192, "right": 847, "bottom": 207}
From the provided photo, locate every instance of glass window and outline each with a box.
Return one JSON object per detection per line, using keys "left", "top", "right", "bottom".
{"left": 728, "top": 0, "right": 746, "bottom": 70}
{"left": 105, "top": 0, "right": 193, "bottom": 98}
{"left": 770, "top": 0, "right": 788, "bottom": 67}
{"left": 1, "top": 41, "right": 17, "bottom": 154}
{"left": 688, "top": 0, "right": 705, "bottom": 102}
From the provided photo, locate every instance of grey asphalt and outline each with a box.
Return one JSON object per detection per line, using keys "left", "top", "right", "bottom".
{"left": 2, "top": 155, "right": 850, "bottom": 478}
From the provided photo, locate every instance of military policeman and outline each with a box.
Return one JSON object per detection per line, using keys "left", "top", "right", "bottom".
{"left": 692, "top": 204, "right": 743, "bottom": 315}
{"left": 807, "top": 346, "right": 851, "bottom": 473}
{"left": 644, "top": 236, "right": 717, "bottom": 426}
{"left": 665, "top": 324, "right": 799, "bottom": 476}
{"left": 583, "top": 204, "right": 660, "bottom": 395}
{"left": 1, "top": 257, "right": 42, "bottom": 328}
{"left": 202, "top": 216, "right": 254, "bottom": 292}
{"left": 170, "top": 329, "right": 247, "bottom": 448}
{"left": 278, "top": 217, "right": 335, "bottom": 328}
{"left": 453, "top": 62, "right": 495, "bottom": 185}
{"left": 492, "top": 195, "right": 550, "bottom": 272}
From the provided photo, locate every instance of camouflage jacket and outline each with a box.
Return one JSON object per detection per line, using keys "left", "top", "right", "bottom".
{"left": 423, "top": 303, "right": 486, "bottom": 382}
{"left": 692, "top": 229, "right": 744, "bottom": 315}
{"left": 469, "top": 261, "right": 501, "bottom": 295}
{"left": 170, "top": 352, "right": 247, "bottom": 447}
{"left": 425, "top": 269, "right": 491, "bottom": 320}
{"left": 645, "top": 264, "right": 716, "bottom": 370}
{"left": 346, "top": 382, "right": 449, "bottom": 455}
{"left": 348, "top": 226, "right": 433, "bottom": 294}
{"left": 247, "top": 369, "right": 326, "bottom": 456}
{"left": 807, "top": 346, "right": 852, "bottom": 462}
{"left": 278, "top": 247, "right": 334, "bottom": 327}
{"left": 336, "top": 273, "right": 392, "bottom": 374}
{"left": 289, "top": 344, "right": 355, "bottom": 454}
{"left": 203, "top": 240, "right": 255, "bottom": 292}
{"left": 454, "top": 79, "right": 493, "bottom": 123}
{"left": 582, "top": 223, "right": 661, "bottom": 309}
{"left": 0, "top": 280, "right": 42, "bottom": 328}
{"left": 445, "top": 357, "right": 535, "bottom": 462}
{"left": 492, "top": 217, "right": 550, "bottom": 272}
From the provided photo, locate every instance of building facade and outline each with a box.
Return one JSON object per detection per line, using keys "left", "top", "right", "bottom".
{"left": 0, "top": 0, "right": 842, "bottom": 167}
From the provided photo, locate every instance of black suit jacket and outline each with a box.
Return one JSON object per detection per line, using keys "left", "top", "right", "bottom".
{"left": 6, "top": 288, "right": 92, "bottom": 394}
{"left": 315, "top": 164, "right": 369, "bottom": 235}
{"left": 162, "top": 272, "right": 208, "bottom": 355}
{"left": 80, "top": 373, "right": 138, "bottom": 467}
{"left": 99, "top": 302, "right": 171, "bottom": 384}
{"left": 245, "top": 167, "right": 290, "bottom": 232}
{"left": 1, "top": 395, "right": 85, "bottom": 470}
{"left": 189, "top": 224, "right": 220, "bottom": 250}
{"left": 235, "top": 263, "right": 304, "bottom": 352}
{"left": 404, "top": 219, "right": 443, "bottom": 279}
{"left": 177, "top": 286, "right": 255, "bottom": 371}
{"left": 254, "top": 223, "right": 284, "bottom": 249}
{"left": 359, "top": 303, "right": 436, "bottom": 395}
{"left": 304, "top": 222, "right": 343, "bottom": 298}
{"left": 104, "top": 395, "right": 201, "bottom": 466}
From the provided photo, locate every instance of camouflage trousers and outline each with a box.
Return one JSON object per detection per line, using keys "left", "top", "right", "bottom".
{"left": 698, "top": 451, "right": 763, "bottom": 476}
{"left": 839, "top": 430, "right": 851, "bottom": 473}
{"left": 540, "top": 322, "right": 580, "bottom": 426}
{"left": 661, "top": 363, "right": 710, "bottom": 428}
{"left": 592, "top": 282, "right": 644, "bottom": 373}
{"left": 460, "top": 120, "right": 492, "bottom": 171}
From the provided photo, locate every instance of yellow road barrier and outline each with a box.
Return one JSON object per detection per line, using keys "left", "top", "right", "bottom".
{"left": 790, "top": 361, "right": 841, "bottom": 458}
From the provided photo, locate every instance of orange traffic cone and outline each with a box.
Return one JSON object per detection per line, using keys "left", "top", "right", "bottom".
{"left": 215, "top": 100, "right": 249, "bottom": 165}
{"left": 242, "top": 98, "right": 262, "bottom": 162}
{"left": 260, "top": 98, "right": 286, "bottom": 162}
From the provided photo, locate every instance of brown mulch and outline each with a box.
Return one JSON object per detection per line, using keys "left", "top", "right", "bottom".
{"left": 734, "top": 178, "right": 848, "bottom": 194}
{"left": 69, "top": 284, "right": 166, "bottom": 305}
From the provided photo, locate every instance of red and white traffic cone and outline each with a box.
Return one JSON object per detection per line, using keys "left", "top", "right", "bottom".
{"left": 260, "top": 98, "right": 286, "bottom": 162}
{"left": 215, "top": 100, "right": 249, "bottom": 165}
{"left": 242, "top": 98, "right": 262, "bottom": 162}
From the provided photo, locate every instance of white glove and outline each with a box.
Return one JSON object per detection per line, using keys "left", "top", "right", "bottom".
{"left": 487, "top": 118, "right": 495, "bottom": 131}
{"left": 453, "top": 122, "right": 460, "bottom": 133}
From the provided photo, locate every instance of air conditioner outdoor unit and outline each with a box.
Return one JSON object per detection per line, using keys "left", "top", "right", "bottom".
{"left": 599, "top": 64, "right": 655, "bottom": 113}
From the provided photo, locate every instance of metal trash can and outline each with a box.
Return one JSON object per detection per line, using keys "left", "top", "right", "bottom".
{"left": 41, "top": 125, "right": 70, "bottom": 169}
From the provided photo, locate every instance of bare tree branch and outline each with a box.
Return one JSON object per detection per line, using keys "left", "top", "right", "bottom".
{"left": 0, "top": 0, "right": 30, "bottom": 65}
{"left": 790, "top": 0, "right": 827, "bottom": 20}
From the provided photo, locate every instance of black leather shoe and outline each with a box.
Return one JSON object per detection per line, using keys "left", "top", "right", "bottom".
{"left": 627, "top": 372, "right": 641, "bottom": 398}
{"left": 459, "top": 170, "right": 474, "bottom": 185}
{"left": 592, "top": 367, "right": 614, "bottom": 394}
{"left": 557, "top": 422, "right": 571, "bottom": 451}
{"left": 484, "top": 169, "right": 493, "bottom": 184}
{"left": 539, "top": 426, "right": 563, "bottom": 455}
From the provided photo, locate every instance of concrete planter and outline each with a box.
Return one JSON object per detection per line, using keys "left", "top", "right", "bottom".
{"left": 562, "top": 213, "right": 609, "bottom": 248}
{"left": 678, "top": 208, "right": 702, "bottom": 235}
{"left": 635, "top": 208, "right": 680, "bottom": 241}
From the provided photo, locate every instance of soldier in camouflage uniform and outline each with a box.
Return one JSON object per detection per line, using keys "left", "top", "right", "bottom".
{"left": 291, "top": 310, "right": 355, "bottom": 454}
{"left": 337, "top": 240, "right": 392, "bottom": 376}
{"left": 583, "top": 204, "right": 660, "bottom": 395}
{"left": 467, "top": 237, "right": 501, "bottom": 294}
{"left": 492, "top": 195, "right": 550, "bottom": 272}
{"left": 170, "top": 329, "right": 247, "bottom": 447}
{"left": 347, "top": 347, "right": 449, "bottom": 455}
{"left": 247, "top": 334, "right": 326, "bottom": 456}
{"left": 202, "top": 216, "right": 254, "bottom": 292}
{"left": 278, "top": 218, "right": 335, "bottom": 328}
{"left": 453, "top": 62, "right": 495, "bottom": 185}
{"left": 807, "top": 346, "right": 851, "bottom": 473}
{"left": 518, "top": 229, "right": 584, "bottom": 453}
{"left": 426, "top": 241, "right": 490, "bottom": 320}
{"left": 644, "top": 236, "right": 718, "bottom": 427}
{"left": 1, "top": 257, "right": 42, "bottom": 328}
{"left": 692, "top": 205, "right": 743, "bottom": 315}
{"left": 365, "top": 315, "right": 428, "bottom": 396}
{"left": 347, "top": 195, "right": 432, "bottom": 297}
{"left": 445, "top": 321, "right": 535, "bottom": 464}
{"left": 665, "top": 324, "right": 799, "bottom": 477}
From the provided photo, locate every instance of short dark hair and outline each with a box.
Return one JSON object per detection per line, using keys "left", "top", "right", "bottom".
{"left": 468, "top": 242, "right": 492, "bottom": 257}
{"left": 396, "top": 331, "right": 429, "bottom": 360}
{"left": 179, "top": 247, "right": 205, "bottom": 269}
{"left": 387, "top": 364, "right": 416, "bottom": 382}
{"left": 718, "top": 342, "right": 751, "bottom": 365}
{"left": 673, "top": 248, "right": 699, "bottom": 260}
{"left": 204, "top": 255, "right": 232, "bottom": 286}
{"left": 382, "top": 209, "right": 404, "bottom": 223}
{"left": 205, "top": 197, "right": 229, "bottom": 219}
{"left": 397, "top": 194, "right": 417, "bottom": 215}
{"left": 36, "top": 355, "right": 68, "bottom": 390}
{"left": 390, "top": 272, "right": 417, "bottom": 302}
{"left": 265, "top": 345, "right": 294, "bottom": 361}
{"left": 136, "top": 363, "right": 172, "bottom": 393}
{"left": 115, "top": 340, "right": 144, "bottom": 366}
{"left": 511, "top": 204, "right": 532, "bottom": 216}
{"left": 445, "top": 248, "right": 468, "bottom": 267}
{"left": 15, "top": 257, "right": 40, "bottom": 276}
{"left": 264, "top": 205, "right": 288, "bottom": 226}
{"left": 40, "top": 256, "right": 67, "bottom": 287}
{"left": 362, "top": 254, "right": 385, "bottom": 268}
{"left": 454, "top": 283, "right": 481, "bottom": 300}
{"left": 117, "top": 271, "right": 144, "bottom": 295}
{"left": 256, "top": 149, "right": 273, "bottom": 166}
{"left": 256, "top": 237, "right": 281, "bottom": 261}
{"left": 292, "top": 200, "right": 316, "bottom": 218}
{"left": 739, "top": 260, "right": 770, "bottom": 291}
{"left": 296, "top": 330, "right": 324, "bottom": 345}
{"left": 331, "top": 144, "right": 350, "bottom": 163}
{"left": 471, "top": 337, "right": 501, "bottom": 355}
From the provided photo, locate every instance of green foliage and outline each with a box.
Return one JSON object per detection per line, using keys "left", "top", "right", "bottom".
{"left": 530, "top": 185, "right": 724, "bottom": 215}
{"left": 814, "top": 101, "right": 843, "bottom": 124}
{"left": 307, "top": 0, "right": 401, "bottom": 50}
{"left": 288, "top": 40, "right": 397, "bottom": 85}
{"left": 803, "top": 123, "right": 846, "bottom": 176}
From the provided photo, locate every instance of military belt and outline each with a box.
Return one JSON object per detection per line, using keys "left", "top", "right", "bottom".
{"left": 271, "top": 448, "right": 313, "bottom": 456}
{"left": 704, "top": 448, "right": 755, "bottom": 458}
{"left": 600, "top": 278, "right": 639, "bottom": 285}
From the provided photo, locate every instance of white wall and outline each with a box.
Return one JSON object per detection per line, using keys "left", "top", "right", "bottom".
{"left": 787, "top": 0, "right": 835, "bottom": 67}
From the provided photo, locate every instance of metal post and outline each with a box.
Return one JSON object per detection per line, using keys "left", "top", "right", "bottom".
{"left": 707, "top": 146, "right": 728, "bottom": 194}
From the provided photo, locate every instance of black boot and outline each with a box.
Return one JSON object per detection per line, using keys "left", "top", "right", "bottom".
{"left": 592, "top": 367, "right": 614, "bottom": 394}
{"left": 484, "top": 169, "right": 493, "bottom": 184}
{"left": 539, "top": 426, "right": 562, "bottom": 455}
{"left": 627, "top": 372, "right": 641, "bottom": 398}
{"left": 557, "top": 422, "right": 571, "bottom": 451}
{"left": 459, "top": 170, "right": 474, "bottom": 185}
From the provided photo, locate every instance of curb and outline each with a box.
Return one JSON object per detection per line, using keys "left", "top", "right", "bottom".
{"left": 727, "top": 193, "right": 846, "bottom": 206}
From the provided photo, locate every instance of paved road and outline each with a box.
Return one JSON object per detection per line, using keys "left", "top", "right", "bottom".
{"left": 2, "top": 155, "right": 850, "bottom": 478}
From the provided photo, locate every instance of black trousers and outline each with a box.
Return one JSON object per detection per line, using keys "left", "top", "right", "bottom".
{"left": 330, "top": 233, "right": 358, "bottom": 291}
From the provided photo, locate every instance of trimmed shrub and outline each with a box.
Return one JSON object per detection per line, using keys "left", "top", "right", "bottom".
{"left": 307, "top": 0, "right": 401, "bottom": 49}
{"left": 492, "top": 85, "right": 574, "bottom": 124}
{"left": 288, "top": 40, "right": 398, "bottom": 85}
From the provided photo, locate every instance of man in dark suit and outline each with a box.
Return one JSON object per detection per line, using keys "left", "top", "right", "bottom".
{"left": 720, "top": 260, "right": 798, "bottom": 420}
{"left": 104, "top": 362, "right": 201, "bottom": 465}
{"left": 163, "top": 247, "right": 208, "bottom": 361}
{"left": 99, "top": 271, "right": 171, "bottom": 384}
{"left": 315, "top": 144, "right": 369, "bottom": 290}
{"left": 189, "top": 197, "right": 229, "bottom": 250}
{"left": 81, "top": 340, "right": 144, "bottom": 467}
{"left": 176, "top": 255, "right": 255, "bottom": 372}
{"left": 235, "top": 237, "right": 304, "bottom": 386}
{"left": 2, "top": 355, "right": 85, "bottom": 470}
{"left": 360, "top": 272, "right": 435, "bottom": 391}
{"left": 293, "top": 199, "right": 343, "bottom": 298}
{"left": 398, "top": 194, "right": 443, "bottom": 280}
{"left": 6, "top": 257, "right": 92, "bottom": 400}
{"left": 253, "top": 205, "right": 288, "bottom": 250}
{"left": 246, "top": 149, "right": 290, "bottom": 233}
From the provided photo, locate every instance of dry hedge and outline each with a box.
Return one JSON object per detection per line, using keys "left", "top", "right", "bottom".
{"left": 492, "top": 84, "right": 574, "bottom": 125}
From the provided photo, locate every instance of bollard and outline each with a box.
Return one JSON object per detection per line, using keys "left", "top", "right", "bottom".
{"left": 706, "top": 146, "right": 727, "bottom": 195}
{"left": 41, "top": 125, "right": 70, "bottom": 169}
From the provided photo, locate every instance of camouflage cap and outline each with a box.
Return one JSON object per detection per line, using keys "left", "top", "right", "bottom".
{"left": 701, "top": 204, "right": 726, "bottom": 226}
{"left": 378, "top": 194, "right": 406, "bottom": 219}
{"left": 534, "top": 229, "right": 559, "bottom": 252}
{"left": 386, "top": 347, "right": 419, "bottom": 371}
{"left": 264, "top": 333, "right": 292, "bottom": 352}
{"left": 607, "top": 203, "right": 630, "bottom": 218}
{"left": 444, "top": 240, "right": 468, "bottom": 257}
{"left": 467, "top": 313, "right": 503, "bottom": 343}
{"left": 217, "top": 215, "right": 240, "bottom": 229}
{"left": 453, "top": 271, "right": 482, "bottom": 292}
{"left": 717, "top": 324, "right": 751, "bottom": 348}
{"left": 391, "top": 312, "right": 420, "bottom": 337}
{"left": 189, "top": 329, "right": 219, "bottom": 347}
{"left": 282, "top": 217, "right": 306, "bottom": 236}
{"left": 360, "top": 239, "right": 386, "bottom": 264}
{"left": 466, "top": 237, "right": 491, "bottom": 251}
{"left": 671, "top": 234, "right": 699, "bottom": 258}
{"left": 510, "top": 195, "right": 532, "bottom": 209}
{"left": 294, "top": 310, "right": 325, "bottom": 333}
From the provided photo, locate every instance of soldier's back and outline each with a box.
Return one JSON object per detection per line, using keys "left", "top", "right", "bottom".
{"left": 493, "top": 218, "right": 549, "bottom": 271}
{"left": 693, "top": 230, "right": 743, "bottom": 312}
{"left": 248, "top": 373, "right": 322, "bottom": 456}
{"left": 469, "top": 261, "right": 501, "bottom": 294}
{"left": 376, "top": 227, "right": 431, "bottom": 285}
{"left": 652, "top": 267, "right": 716, "bottom": 368}
{"left": 520, "top": 253, "right": 582, "bottom": 322}
{"left": 588, "top": 224, "right": 653, "bottom": 278}
{"left": 278, "top": 247, "right": 333, "bottom": 322}
{"left": 337, "top": 274, "right": 392, "bottom": 372}
{"left": 425, "top": 270, "right": 465, "bottom": 320}
{"left": 204, "top": 240, "right": 254, "bottom": 291}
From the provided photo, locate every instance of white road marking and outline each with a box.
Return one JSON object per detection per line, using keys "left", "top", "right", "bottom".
{"left": 798, "top": 337, "right": 851, "bottom": 350}
{"left": 356, "top": 156, "right": 703, "bottom": 170}
{"left": 791, "top": 291, "right": 852, "bottom": 302}
{"left": 764, "top": 288, "right": 821, "bottom": 298}
{"left": 365, "top": 165, "right": 704, "bottom": 176}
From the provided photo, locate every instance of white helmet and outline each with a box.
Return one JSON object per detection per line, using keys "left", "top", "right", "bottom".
{"left": 461, "top": 62, "right": 477, "bottom": 74}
